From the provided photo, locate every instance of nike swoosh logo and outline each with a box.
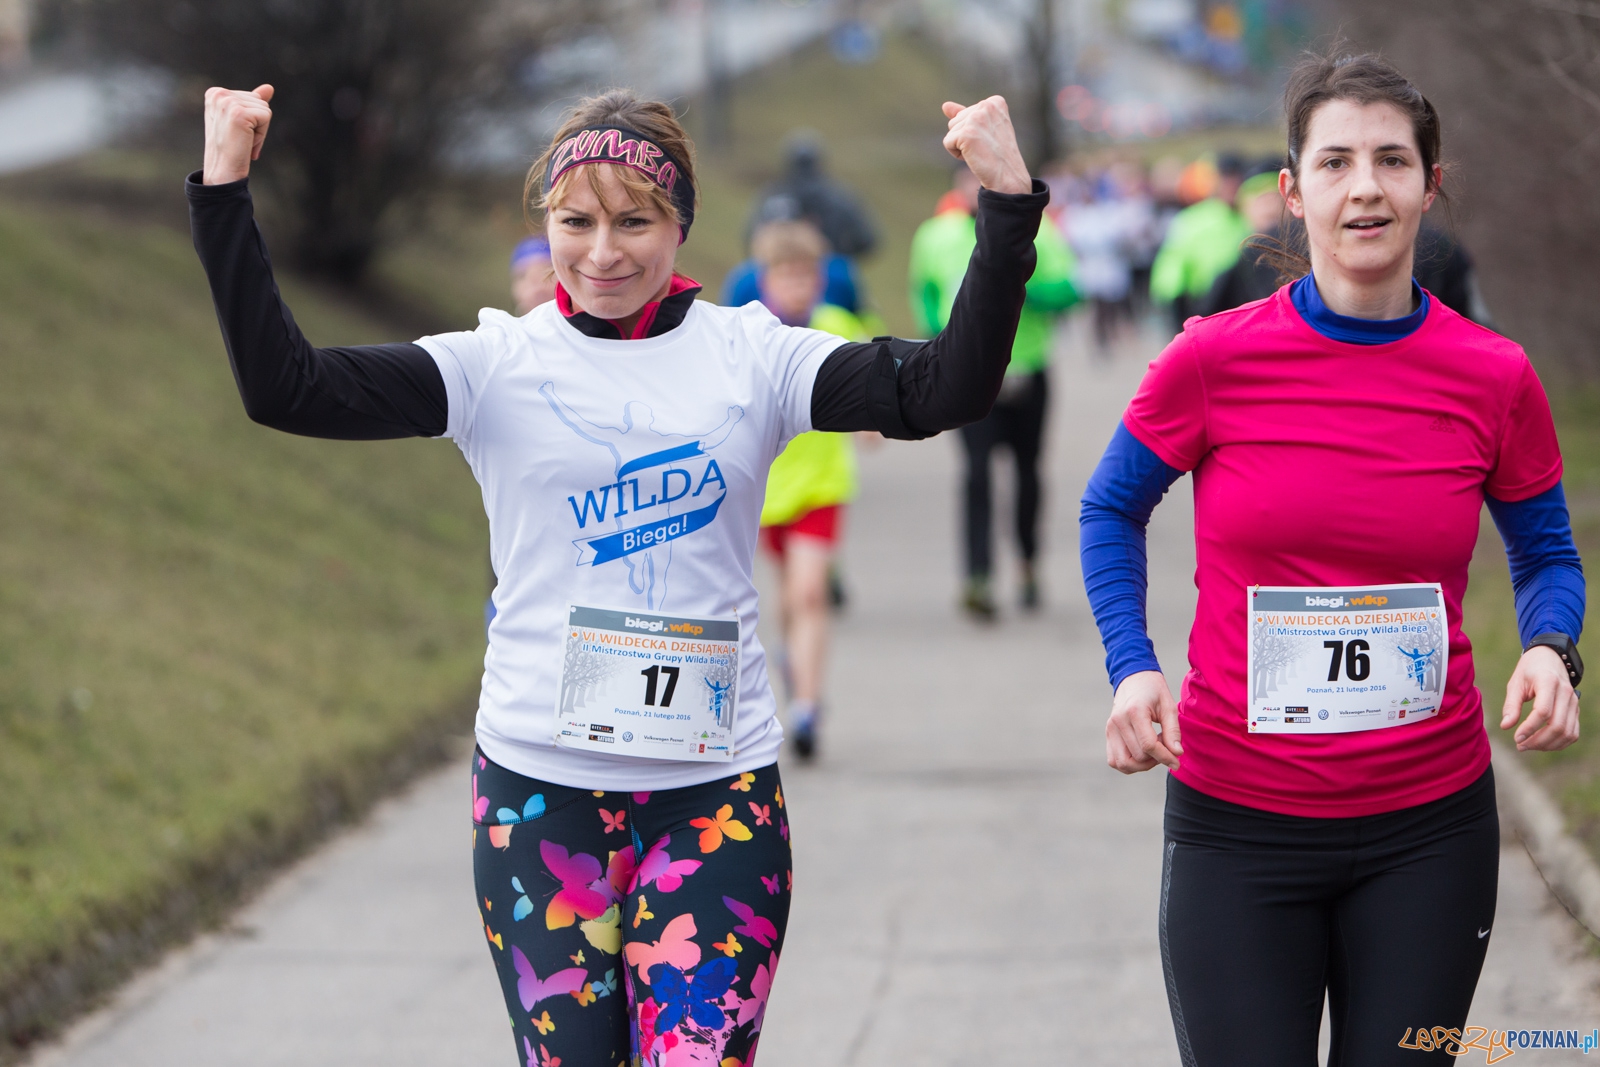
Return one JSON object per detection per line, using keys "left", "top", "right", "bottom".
{"left": 1478, "top": 928, "right": 1491, "bottom": 938}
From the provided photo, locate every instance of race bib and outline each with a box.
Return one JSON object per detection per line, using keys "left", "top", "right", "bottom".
{"left": 1246, "top": 584, "right": 1447, "bottom": 734}
{"left": 555, "top": 605, "right": 740, "bottom": 762}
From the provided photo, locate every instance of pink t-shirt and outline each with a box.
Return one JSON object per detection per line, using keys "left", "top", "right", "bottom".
{"left": 1124, "top": 287, "right": 1562, "bottom": 817}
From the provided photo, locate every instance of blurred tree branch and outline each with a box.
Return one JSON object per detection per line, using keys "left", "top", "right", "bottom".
{"left": 1325, "top": 0, "right": 1600, "bottom": 375}
{"left": 57, "top": 0, "right": 633, "bottom": 280}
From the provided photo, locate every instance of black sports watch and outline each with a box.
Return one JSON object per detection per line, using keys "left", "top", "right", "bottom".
{"left": 1527, "top": 632, "right": 1584, "bottom": 688}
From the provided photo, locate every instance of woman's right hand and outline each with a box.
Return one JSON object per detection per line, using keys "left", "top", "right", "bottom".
{"left": 203, "top": 84, "right": 275, "bottom": 186}
{"left": 1107, "top": 669, "right": 1182, "bottom": 773}
{"left": 940, "top": 96, "right": 1031, "bottom": 196}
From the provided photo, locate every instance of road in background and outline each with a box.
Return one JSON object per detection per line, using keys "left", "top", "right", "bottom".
{"left": 0, "top": 68, "right": 170, "bottom": 175}
{"left": 26, "top": 319, "right": 1600, "bottom": 1066}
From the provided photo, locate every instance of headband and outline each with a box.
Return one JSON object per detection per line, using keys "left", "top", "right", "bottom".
{"left": 510, "top": 235, "right": 551, "bottom": 271}
{"left": 544, "top": 125, "right": 696, "bottom": 236}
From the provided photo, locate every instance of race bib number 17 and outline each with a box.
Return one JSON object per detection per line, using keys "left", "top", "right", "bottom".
{"left": 556, "top": 605, "right": 739, "bottom": 762}
{"left": 1246, "top": 583, "right": 1448, "bottom": 734}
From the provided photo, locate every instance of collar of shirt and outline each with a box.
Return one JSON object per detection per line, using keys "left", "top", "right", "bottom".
{"left": 555, "top": 274, "right": 703, "bottom": 340}
{"left": 1290, "top": 273, "right": 1429, "bottom": 345}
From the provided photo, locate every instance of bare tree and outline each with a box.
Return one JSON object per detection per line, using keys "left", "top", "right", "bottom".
{"left": 1022, "top": 0, "right": 1062, "bottom": 168}
{"left": 1321, "top": 0, "right": 1600, "bottom": 377}
{"left": 1250, "top": 625, "right": 1300, "bottom": 700}
{"left": 560, "top": 634, "right": 624, "bottom": 715}
{"left": 68, "top": 0, "right": 611, "bottom": 281}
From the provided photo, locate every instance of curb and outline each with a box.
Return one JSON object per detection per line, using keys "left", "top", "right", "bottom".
{"left": 1493, "top": 743, "right": 1600, "bottom": 941}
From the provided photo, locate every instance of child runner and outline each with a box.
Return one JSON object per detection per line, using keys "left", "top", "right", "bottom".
{"left": 750, "top": 219, "right": 869, "bottom": 760}
{"left": 190, "top": 84, "right": 1046, "bottom": 1065}
{"left": 1080, "top": 52, "right": 1584, "bottom": 1066}
{"left": 511, "top": 234, "right": 558, "bottom": 315}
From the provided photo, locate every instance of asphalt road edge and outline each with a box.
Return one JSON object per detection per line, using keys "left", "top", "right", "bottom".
{"left": 1493, "top": 743, "right": 1600, "bottom": 943}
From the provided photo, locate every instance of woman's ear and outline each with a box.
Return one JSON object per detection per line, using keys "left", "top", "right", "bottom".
{"left": 1278, "top": 167, "right": 1305, "bottom": 220}
{"left": 1421, "top": 163, "right": 1443, "bottom": 213}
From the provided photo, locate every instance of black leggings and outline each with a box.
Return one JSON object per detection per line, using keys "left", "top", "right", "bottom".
{"left": 959, "top": 370, "right": 1048, "bottom": 578}
{"left": 1160, "top": 769, "right": 1499, "bottom": 1067}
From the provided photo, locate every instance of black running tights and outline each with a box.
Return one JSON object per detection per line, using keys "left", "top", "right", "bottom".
{"left": 958, "top": 370, "right": 1048, "bottom": 578}
{"left": 1160, "top": 769, "right": 1499, "bottom": 1067}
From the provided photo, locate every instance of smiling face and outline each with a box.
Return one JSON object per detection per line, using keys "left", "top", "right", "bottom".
{"left": 546, "top": 164, "right": 681, "bottom": 324}
{"left": 1281, "top": 98, "right": 1441, "bottom": 288}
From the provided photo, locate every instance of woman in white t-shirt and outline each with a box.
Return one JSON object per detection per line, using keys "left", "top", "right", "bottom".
{"left": 188, "top": 83, "right": 1046, "bottom": 1064}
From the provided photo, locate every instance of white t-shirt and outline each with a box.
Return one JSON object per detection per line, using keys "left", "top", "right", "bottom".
{"left": 417, "top": 298, "right": 845, "bottom": 790}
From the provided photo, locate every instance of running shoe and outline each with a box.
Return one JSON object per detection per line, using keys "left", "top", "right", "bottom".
{"left": 1020, "top": 563, "right": 1040, "bottom": 612}
{"left": 962, "top": 576, "right": 997, "bottom": 622}
{"left": 791, "top": 705, "right": 819, "bottom": 760}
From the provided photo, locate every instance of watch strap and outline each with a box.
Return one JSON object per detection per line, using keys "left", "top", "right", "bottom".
{"left": 1528, "top": 632, "right": 1584, "bottom": 688}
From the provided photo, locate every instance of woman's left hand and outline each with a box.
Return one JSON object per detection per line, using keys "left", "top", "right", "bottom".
{"left": 1501, "top": 644, "right": 1581, "bottom": 751}
{"left": 941, "top": 97, "right": 1032, "bottom": 196}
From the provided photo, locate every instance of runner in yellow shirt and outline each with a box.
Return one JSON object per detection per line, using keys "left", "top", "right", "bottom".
{"left": 751, "top": 220, "right": 870, "bottom": 758}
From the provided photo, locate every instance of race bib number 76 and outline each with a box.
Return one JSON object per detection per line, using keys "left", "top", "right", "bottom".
{"left": 1246, "top": 584, "right": 1448, "bottom": 734}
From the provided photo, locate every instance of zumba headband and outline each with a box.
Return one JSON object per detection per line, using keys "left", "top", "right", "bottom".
{"left": 544, "top": 126, "right": 696, "bottom": 235}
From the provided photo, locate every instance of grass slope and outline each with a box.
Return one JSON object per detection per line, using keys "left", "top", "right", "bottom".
{"left": 0, "top": 196, "right": 488, "bottom": 1049}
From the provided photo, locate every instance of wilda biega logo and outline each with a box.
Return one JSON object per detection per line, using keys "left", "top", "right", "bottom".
{"left": 1399, "top": 1025, "right": 1599, "bottom": 1061}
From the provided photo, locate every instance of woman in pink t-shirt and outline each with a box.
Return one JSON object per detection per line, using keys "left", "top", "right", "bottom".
{"left": 1081, "top": 52, "right": 1584, "bottom": 1066}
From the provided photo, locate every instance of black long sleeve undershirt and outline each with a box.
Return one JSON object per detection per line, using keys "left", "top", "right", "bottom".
{"left": 809, "top": 183, "right": 1047, "bottom": 438}
{"left": 186, "top": 172, "right": 1047, "bottom": 441}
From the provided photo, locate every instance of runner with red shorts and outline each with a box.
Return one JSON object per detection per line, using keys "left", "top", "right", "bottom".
{"left": 751, "top": 219, "right": 869, "bottom": 759}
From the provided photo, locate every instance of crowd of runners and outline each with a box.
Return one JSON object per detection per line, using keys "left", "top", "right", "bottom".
{"left": 185, "top": 41, "right": 1583, "bottom": 1067}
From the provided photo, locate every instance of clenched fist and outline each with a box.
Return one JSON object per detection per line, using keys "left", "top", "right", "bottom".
{"left": 941, "top": 96, "right": 1031, "bottom": 196}
{"left": 203, "top": 84, "right": 275, "bottom": 186}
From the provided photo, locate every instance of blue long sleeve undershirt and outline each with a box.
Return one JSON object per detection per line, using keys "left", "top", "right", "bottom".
{"left": 1079, "top": 423, "right": 1182, "bottom": 688}
{"left": 1080, "top": 276, "right": 1586, "bottom": 690}
{"left": 1485, "top": 488, "right": 1586, "bottom": 650}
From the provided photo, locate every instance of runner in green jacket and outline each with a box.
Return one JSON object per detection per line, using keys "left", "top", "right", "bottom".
{"left": 908, "top": 166, "right": 1078, "bottom": 619}
{"left": 1149, "top": 155, "right": 1250, "bottom": 332}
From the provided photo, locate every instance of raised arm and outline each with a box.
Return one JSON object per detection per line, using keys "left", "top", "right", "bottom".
{"left": 810, "top": 96, "right": 1044, "bottom": 437}
{"left": 190, "top": 85, "right": 446, "bottom": 440}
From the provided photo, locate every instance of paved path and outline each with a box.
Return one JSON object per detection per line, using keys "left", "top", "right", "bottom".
{"left": 28, "top": 321, "right": 1600, "bottom": 1066}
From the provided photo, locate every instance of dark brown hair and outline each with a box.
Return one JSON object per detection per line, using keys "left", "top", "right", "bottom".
{"left": 1258, "top": 49, "right": 1447, "bottom": 282}
{"left": 525, "top": 89, "right": 699, "bottom": 227}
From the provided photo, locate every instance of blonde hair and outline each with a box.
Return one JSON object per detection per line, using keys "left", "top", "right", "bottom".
{"left": 526, "top": 90, "right": 698, "bottom": 226}
{"left": 750, "top": 219, "right": 828, "bottom": 270}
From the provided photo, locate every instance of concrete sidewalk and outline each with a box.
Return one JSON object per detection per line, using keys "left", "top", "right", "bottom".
{"left": 28, "top": 321, "right": 1600, "bottom": 1066}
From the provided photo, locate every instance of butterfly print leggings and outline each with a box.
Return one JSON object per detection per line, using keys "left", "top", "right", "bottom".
{"left": 472, "top": 749, "right": 793, "bottom": 1067}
